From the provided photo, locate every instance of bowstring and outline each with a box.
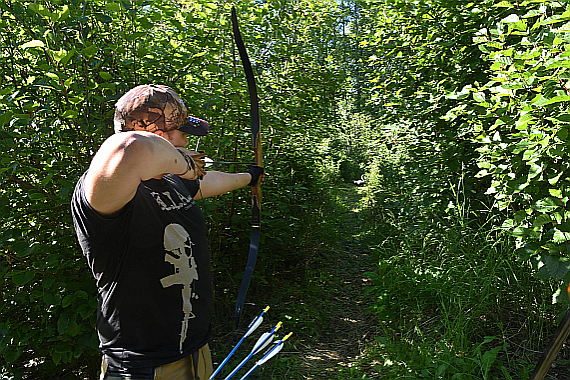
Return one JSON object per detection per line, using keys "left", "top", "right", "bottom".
{"left": 196, "top": 29, "right": 227, "bottom": 201}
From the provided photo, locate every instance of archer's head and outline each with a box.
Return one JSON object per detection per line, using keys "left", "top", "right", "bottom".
{"left": 113, "top": 84, "right": 210, "bottom": 137}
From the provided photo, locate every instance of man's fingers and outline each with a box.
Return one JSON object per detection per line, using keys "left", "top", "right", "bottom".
{"left": 190, "top": 152, "right": 208, "bottom": 160}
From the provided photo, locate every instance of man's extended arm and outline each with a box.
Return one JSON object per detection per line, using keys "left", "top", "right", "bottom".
{"left": 194, "top": 171, "right": 253, "bottom": 200}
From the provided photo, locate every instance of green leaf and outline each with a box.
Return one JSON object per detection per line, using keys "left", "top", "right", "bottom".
{"left": 57, "top": 314, "right": 70, "bottom": 335}
{"left": 51, "top": 49, "right": 69, "bottom": 62}
{"left": 494, "top": 1, "right": 514, "bottom": 8}
{"left": 62, "top": 110, "right": 78, "bottom": 118}
{"left": 494, "top": 56, "right": 513, "bottom": 65}
{"left": 105, "top": 2, "right": 122, "bottom": 12}
{"left": 516, "top": 113, "right": 534, "bottom": 128}
{"left": 170, "top": 19, "right": 184, "bottom": 32}
{"left": 549, "top": 188, "right": 562, "bottom": 197}
{"left": 541, "top": 15, "right": 568, "bottom": 26}
{"left": 81, "top": 44, "right": 98, "bottom": 59}
{"left": 0, "top": 110, "right": 13, "bottom": 125}
{"left": 139, "top": 17, "right": 154, "bottom": 29}
{"left": 535, "top": 197, "right": 560, "bottom": 212}
{"left": 528, "top": 162, "right": 543, "bottom": 179}
{"left": 481, "top": 346, "right": 502, "bottom": 373}
{"left": 58, "top": 5, "right": 70, "bottom": 22}
{"left": 511, "top": 226, "right": 528, "bottom": 237}
{"left": 62, "top": 294, "right": 74, "bottom": 308}
{"left": 29, "top": 192, "right": 47, "bottom": 200}
{"left": 548, "top": 171, "right": 564, "bottom": 185}
{"left": 28, "top": 3, "right": 51, "bottom": 18}
{"left": 546, "top": 60, "right": 570, "bottom": 69}
{"left": 516, "top": 49, "right": 541, "bottom": 60}
{"left": 3, "top": 348, "right": 22, "bottom": 364}
{"left": 522, "top": 10, "right": 542, "bottom": 18}
{"left": 136, "top": 47, "right": 149, "bottom": 58}
{"left": 12, "top": 271, "right": 35, "bottom": 286}
{"left": 553, "top": 229, "right": 570, "bottom": 243}
{"left": 67, "top": 322, "right": 81, "bottom": 337}
{"left": 52, "top": 350, "right": 62, "bottom": 365}
{"left": 46, "top": 72, "right": 59, "bottom": 81}
{"left": 533, "top": 214, "right": 551, "bottom": 227}
{"left": 502, "top": 14, "right": 520, "bottom": 23}
{"left": 544, "top": 255, "right": 570, "bottom": 280}
{"left": 75, "top": 290, "right": 88, "bottom": 299}
{"left": 473, "top": 92, "right": 486, "bottom": 102}
{"left": 59, "top": 50, "right": 75, "bottom": 65}
{"left": 43, "top": 292, "right": 62, "bottom": 307}
{"left": 99, "top": 71, "right": 112, "bottom": 80}
{"left": 20, "top": 40, "right": 45, "bottom": 49}
{"left": 516, "top": 243, "right": 540, "bottom": 260}
{"left": 545, "top": 95, "right": 570, "bottom": 105}
{"left": 532, "top": 94, "right": 550, "bottom": 107}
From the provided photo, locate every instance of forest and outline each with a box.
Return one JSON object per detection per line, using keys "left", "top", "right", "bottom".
{"left": 3, "top": 0, "right": 570, "bottom": 379}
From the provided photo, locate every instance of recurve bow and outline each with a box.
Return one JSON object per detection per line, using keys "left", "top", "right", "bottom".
{"left": 231, "top": 6, "right": 263, "bottom": 329}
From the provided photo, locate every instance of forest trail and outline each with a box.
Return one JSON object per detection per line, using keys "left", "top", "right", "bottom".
{"left": 294, "top": 185, "right": 381, "bottom": 379}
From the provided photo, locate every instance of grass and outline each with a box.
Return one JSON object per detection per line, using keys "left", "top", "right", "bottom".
{"left": 362, "top": 219, "right": 559, "bottom": 378}
{"left": 344, "top": 158, "right": 568, "bottom": 379}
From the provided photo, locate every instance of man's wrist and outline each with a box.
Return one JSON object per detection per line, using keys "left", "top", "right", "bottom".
{"left": 176, "top": 148, "right": 196, "bottom": 176}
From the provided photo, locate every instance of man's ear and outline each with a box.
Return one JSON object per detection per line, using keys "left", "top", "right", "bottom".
{"left": 153, "top": 130, "right": 164, "bottom": 137}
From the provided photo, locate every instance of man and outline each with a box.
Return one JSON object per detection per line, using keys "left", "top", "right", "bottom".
{"left": 71, "top": 84, "right": 264, "bottom": 380}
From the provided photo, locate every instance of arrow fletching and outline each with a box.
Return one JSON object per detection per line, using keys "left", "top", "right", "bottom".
{"left": 250, "top": 322, "right": 281, "bottom": 353}
{"left": 259, "top": 332, "right": 292, "bottom": 365}
{"left": 250, "top": 333, "right": 274, "bottom": 354}
{"left": 244, "top": 306, "right": 269, "bottom": 338}
{"left": 238, "top": 333, "right": 293, "bottom": 380}
{"left": 257, "top": 342, "right": 284, "bottom": 365}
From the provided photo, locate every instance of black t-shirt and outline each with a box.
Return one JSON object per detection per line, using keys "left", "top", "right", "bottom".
{"left": 71, "top": 173, "right": 212, "bottom": 369}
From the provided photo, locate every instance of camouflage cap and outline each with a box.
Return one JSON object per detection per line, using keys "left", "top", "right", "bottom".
{"left": 113, "top": 84, "right": 210, "bottom": 136}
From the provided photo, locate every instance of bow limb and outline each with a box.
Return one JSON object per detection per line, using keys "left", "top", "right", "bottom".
{"left": 231, "top": 6, "right": 263, "bottom": 328}
{"left": 529, "top": 306, "right": 570, "bottom": 380}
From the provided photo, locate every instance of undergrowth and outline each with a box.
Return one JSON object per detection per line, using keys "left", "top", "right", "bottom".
{"left": 340, "top": 124, "right": 570, "bottom": 379}
{"left": 362, "top": 219, "right": 560, "bottom": 379}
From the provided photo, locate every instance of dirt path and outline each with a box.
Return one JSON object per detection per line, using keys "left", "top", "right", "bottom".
{"left": 294, "top": 186, "right": 381, "bottom": 379}
{"left": 208, "top": 185, "right": 381, "bottom": 379}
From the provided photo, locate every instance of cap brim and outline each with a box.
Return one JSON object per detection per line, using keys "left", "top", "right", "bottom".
{"left": 179, "top": 117, "right": 211, "bottom": 136}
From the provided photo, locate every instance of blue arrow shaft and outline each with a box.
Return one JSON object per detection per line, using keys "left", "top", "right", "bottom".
{"left": 223, "top": 326, "right": 278, "bottom": 380}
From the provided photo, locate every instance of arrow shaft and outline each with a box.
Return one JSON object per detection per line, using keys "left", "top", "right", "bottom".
{"left": 209, "top": 161, "right": 253, "bottom": 165}
{"left": 209, "top": 307, "right": 269, "bottom": 380}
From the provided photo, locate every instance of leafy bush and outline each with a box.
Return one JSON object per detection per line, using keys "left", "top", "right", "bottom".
{"left": 452, "top": 1, "right": 570, "bottom": 300}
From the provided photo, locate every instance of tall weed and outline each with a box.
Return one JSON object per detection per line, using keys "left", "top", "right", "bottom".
{"left": 364, "top": 211, "right": 560, "bottom": 377}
